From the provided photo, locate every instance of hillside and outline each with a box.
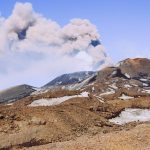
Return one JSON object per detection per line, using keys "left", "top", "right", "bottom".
{"left": 0, "top": 58, "right": 150, "bottom": 150}
{"left": 0, "top": 84, "right": 35, "bottom": 104}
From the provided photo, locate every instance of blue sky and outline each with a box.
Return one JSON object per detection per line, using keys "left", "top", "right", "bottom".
{"left": 1, "top": 0, "right": 150, "bottom": 63}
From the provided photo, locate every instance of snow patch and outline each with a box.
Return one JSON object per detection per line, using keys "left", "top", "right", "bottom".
{"left": 111, "top": 71, "right": 117, "bottom": 76}
{"left": 124, "top": 84, "right": 132, "bottom": 88}
{"left": 6, "top": 103, "right": 13, "bottom": 106}
{"left": 92, "top": 87, "right": 95, "bottom": 92}
{"left": 142, "top": 89, "right": 150, "bottom": 94}
{"left": 124, "top": 73, "right": 130, "bottom": 79}
{"left": 29, "top": 91, "right": 89, "bottom": 107}
{"left": 80, "top": 91, "right": 89, "bottom": 97}
{"left": 56, "top": 81, "right": 62, "bottom": 85}
{"left": 143, "top": 83, "right": 149, "bottom": 87}
{"left": 109, "top": 108, "right": 150, "bottom": 125}
{"left": 131, "top": 84, "right": 138, "bottom": 87}
{"left": 140, "top": 78, "right": 148, "bottom": 82}
{"left": 118, "top": 94, "right": 134, "bottom": 100}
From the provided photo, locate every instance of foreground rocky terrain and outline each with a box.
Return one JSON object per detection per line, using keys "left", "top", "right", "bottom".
{"left": 0, "top": 58, "right": 150, "bottom": 150}
{"left": 23, "top": 123, "right": 150, "bottom": 150}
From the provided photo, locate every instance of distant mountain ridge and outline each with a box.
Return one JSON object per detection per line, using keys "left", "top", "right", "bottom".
{"left": 43, "top": 71, "right": 96, "bottom": 88}
{"left": 0, "top": 58, "right": 150, "bottom": 104}
{"left": 0, "top": 84, "right": 35, "bottom": 104}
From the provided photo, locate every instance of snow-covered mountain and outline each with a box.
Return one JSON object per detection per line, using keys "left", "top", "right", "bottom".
{"left": 43, "top": 71, "right": 96, "bottom": 88}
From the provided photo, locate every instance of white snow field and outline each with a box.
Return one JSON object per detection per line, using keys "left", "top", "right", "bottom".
{"left": 118, "top": 94, "right": 134, "bottom": 100}
{"left": 142, "top": 89, "right": 150, "bottom": 94}
{"left": 109, "top": 108, "right": 150, "bottom": 125}
{"left": 29, "top": 91, "right": 89, "bottom": 107}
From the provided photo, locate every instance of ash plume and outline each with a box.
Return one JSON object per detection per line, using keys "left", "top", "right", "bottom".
{"left": 0, "top": 2, "right": 111, "bottom": 89}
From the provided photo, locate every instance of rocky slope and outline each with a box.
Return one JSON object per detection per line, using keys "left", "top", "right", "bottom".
{"left": 117, "top": 58, "right": 150, "bottom": 79}
{"left": 1, "top": 58, "right": 150, "bottom": 104}
{"left": 23, "top": 123, "right": 150, "bottom": 150}
{"left": 43, "top": 71, "right": 96, "bottom": 89}
{"left": 0, "top": 58, "right": 150, "bottom": 149}
{"left": 0, "top": 84, "right": 35, "bottom": 104}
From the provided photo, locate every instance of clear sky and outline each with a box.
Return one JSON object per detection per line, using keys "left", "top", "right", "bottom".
{"left": 1, "top": 0, "right": 150, "bottom": 63}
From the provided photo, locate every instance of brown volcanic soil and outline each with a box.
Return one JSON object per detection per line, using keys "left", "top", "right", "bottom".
{"left": 24, "top": 123, "right": 150, "bottom": 150}
{"left": 119, "top": 58, "right": 150, "bottom": 78}
{"left": 0, "top": 95, "right": 109, "bottom": 149}
{"left": 1, "top": 58, "right": 150, "bottom": 149}
{"left": 0, "top": 91, "right": 150, "bottom": 149}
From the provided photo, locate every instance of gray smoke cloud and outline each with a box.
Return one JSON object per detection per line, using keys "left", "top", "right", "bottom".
{"left": 0, "top": 2, "right": 111, "bottom": 89}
